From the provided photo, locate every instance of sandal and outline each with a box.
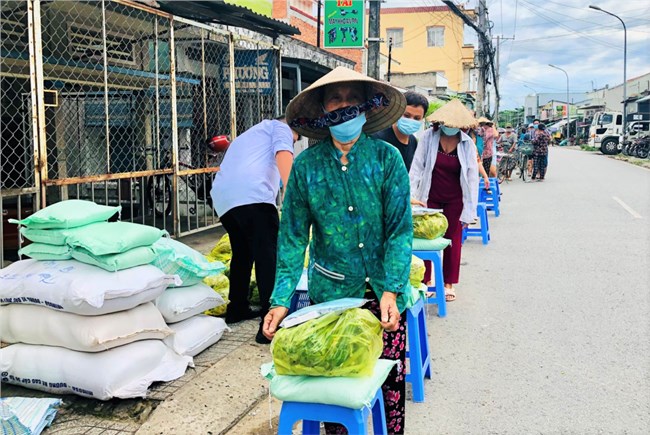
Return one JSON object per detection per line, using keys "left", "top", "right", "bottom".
{"left": 445, "top": 287, "right": 456, "bottom": 302}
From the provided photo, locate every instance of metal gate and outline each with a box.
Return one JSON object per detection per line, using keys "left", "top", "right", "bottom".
{"left": 0, "top": 0, "right": 280, "bottom": 265}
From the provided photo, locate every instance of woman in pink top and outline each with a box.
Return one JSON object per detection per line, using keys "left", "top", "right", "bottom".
{"left": 478, "top": 118, "right": 495, "bottom": 174}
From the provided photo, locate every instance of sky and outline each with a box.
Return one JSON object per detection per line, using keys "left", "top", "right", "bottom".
{"left": 384, "top": 0, "right": 650, "bottom": 110}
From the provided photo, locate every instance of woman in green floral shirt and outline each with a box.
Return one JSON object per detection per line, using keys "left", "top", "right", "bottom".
{"left": 262, "top": 67, "right": 413, "bottom": 434}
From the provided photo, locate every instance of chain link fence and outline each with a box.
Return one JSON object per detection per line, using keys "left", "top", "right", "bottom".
{"left": 0, "top": 0, "right": 280, "bottom": 265}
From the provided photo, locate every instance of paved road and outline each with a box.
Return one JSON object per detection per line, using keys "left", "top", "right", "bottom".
{"left": 408, "top": 148, "right": 650, "bottom": 434}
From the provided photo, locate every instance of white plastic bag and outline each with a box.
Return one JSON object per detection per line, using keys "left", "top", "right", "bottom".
{"left": 0, "top": 341, "right": 192, "bottom": 400}
{"left": 163, "top": 315, "right": 230, "bottom": 357}
{"left": 0, "top": 259, "right": 180, "bottom": 315}
{"left": 0, "top": 303, "right": 172, "bottom": 352}
{"left": 279, "top": 298, "right": 369, "bottom": 328}
{"left": 156, "top": 283, "right": 226, "bottom": 323}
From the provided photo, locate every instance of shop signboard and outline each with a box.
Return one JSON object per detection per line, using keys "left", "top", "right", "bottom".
{"left": 222, "top": 49, "right": 275, "bottom": 95}
{"left": 323, "top": 0, "right": 364, "bottom": 49}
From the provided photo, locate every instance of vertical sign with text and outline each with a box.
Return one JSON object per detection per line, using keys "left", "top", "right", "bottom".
{"left": 323, "top": 0, "right": 365, "bottom": 49}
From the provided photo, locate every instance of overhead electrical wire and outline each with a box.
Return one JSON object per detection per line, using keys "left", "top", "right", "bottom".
{"left": 517, "top": 0, "right": 621, "bottom": 49}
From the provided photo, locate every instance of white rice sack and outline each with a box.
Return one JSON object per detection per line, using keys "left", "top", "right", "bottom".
{"left": 0, "top": 259, "right": 180, "bottom": 315}
{"left": 0, "top": 303, "right": 172, "bottom": 352}
{"left": 156, "top": 283, "right": 226, "bottom": 324}
{"left": 0, "top": 341, "right": 192, "bottom": 400}
{"left": 164, "top": 315, "right": 230, "bottom": 357}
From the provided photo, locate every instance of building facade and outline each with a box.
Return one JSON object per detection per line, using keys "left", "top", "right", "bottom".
{"left": 379, "top": 6, "right": 475, "bottom": 93}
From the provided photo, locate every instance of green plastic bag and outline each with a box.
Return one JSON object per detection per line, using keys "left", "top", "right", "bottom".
{"left": 152, "top": 238, "right": 226, "bottom": 287}
{"left": 18, "top": 243, "right": 72, "bottom": 260}
{"left": 65, "top": 222, "right": 166, "bottom": 255}
{"left": 9, "top": 200, "right": 120, "bottom": 230}
{"left": 519, "top": 143, "right": 534, "bottom": 156}
{"left": 410, "top": 255, "right": 425, "bottom": 287}
{"left": 413, "top": 213, "right": 448, "bottom": 240}
{"left": 403, "top": 283, "right": 427, "bottom": 309}
{"left": 71, "top": 246, "right": 157, "bottom": 272}
{"left": 208, "top": 234, "right": 232, "bottom": 264}
{"left": 271, "top": 308, "right": 383, "bottom": 377}
{"left": 19, "top": 227, "right": 69, "bottom": 246}
{"left": 203, "top": 273, "right": 230, "bottom": 316}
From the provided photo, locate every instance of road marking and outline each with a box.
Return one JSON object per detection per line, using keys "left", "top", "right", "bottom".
{"left": 612, "top": 196, "right": 643, "bottom": 219}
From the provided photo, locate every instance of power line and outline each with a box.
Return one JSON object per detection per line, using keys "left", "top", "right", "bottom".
{"left": 517, "top": 0, "right": 621, "bottom": 49}
{"left": 505, "top": 0, "right": 518, "bottom": 66}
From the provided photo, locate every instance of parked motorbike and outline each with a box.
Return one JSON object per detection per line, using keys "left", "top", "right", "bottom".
{"left": 147, "top": 135, "right": 230, "bottom": 216}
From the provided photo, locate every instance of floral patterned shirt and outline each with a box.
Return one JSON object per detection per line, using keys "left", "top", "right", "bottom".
{"left": 532, "top": 131, "right": 550, "bottom": 156}
{"left": 270, "top": 133, "right": 413, "bottom": 313}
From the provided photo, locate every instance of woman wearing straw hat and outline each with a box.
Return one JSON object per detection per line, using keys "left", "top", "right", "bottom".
{"left": 410, "top": 99, "right": 479, "bottom": 302}
{"left": 262, "top": 67, "right": 412, "bottom": 433}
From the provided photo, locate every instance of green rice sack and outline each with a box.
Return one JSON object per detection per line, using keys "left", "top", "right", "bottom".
{"left": 271, "top": 308, "right": 383, "bottom": 377}
{"left": 413, "top": 213, "right": 448, "bottom": 240}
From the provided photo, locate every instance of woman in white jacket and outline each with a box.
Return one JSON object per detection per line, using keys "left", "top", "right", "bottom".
{"left": 409, "top": 100, "right": 479, "bottom": 301}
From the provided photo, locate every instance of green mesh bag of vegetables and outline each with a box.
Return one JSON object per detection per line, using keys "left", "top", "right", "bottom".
{"left": 271, "top": 308, "right": 383, "bottom": 377}
{"left": 203, "top": 273, "right": 229, "bottom": 316}
{"left": 209, "top": 233, "right": 232, "bottom": 263}
{"left": 413, "top": 213, "right": 448, "bottom": 240}
{"left": 410, "top": 255, "right": 425, "bottom": 287}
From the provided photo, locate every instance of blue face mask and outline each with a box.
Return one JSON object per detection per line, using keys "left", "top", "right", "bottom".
{"left": 329, "top": 113, "right": 366, "bottom": 143}
{"left": 440, "top": 125, "right": 460, "bottom": 136}
{"left": 533, "top": 124, "right": 539, "bottom": 129}
{"left": 396, "top": 117, "right": 422, "bottom": 135}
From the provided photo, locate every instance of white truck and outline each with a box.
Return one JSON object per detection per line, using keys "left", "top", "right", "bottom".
{"left": 588, "top": 111, "right": 622, "bottom": 155}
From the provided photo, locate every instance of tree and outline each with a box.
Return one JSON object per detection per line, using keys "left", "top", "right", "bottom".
{"left": 498, "top": 107, "right": 524, "bottom": 127}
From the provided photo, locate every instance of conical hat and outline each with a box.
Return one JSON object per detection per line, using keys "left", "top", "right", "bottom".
{"left": 286, "top": 67, "right": 407, "bottom": 140}
{"left": 476, "top": 116, "right": 493, "bottom": 124}
{"left": 426, "top": 99, "right": 478, "bottom": 129}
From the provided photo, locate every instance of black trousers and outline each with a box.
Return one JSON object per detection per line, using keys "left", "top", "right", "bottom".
{"left": 218, "top": 203, "right": 279, "bottom": 320}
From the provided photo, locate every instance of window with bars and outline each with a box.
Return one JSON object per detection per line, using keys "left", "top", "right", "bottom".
{"left": 386, "top": 28, "right": 403, "bottom": 48}
{"left": 427, "top": 26, "right": 444, "bottom": 47}
{"left": 0, "top": 5, "right": 28, "bottom": 54}
{"left": 68, "top": 22, "right": 136, "bottom": 67}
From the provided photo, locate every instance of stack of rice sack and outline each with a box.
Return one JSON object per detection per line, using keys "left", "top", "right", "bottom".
{"left": 0, "top": 200, "right": 191, "bottom": 400}
{"left": 151, "top": 237, "right": 230, "bottom": 357}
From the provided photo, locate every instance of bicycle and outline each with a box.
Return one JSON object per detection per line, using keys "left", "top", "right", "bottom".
{"left": 496, "top": 151, "right": 517, "bottom": 184}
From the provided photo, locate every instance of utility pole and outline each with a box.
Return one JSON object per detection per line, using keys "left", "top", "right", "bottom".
{"left": 316, "top": 0, "right": 321, "bottom": 48}
{"left": 494, "top": 34, "right": 514, "bottom": 124}
{"left": 477, "top": 0, "right": 486, "bottom": 117}
{"left": 368, "top": 0, "right": 381, "bottom": 79}
{"left": 443, "top": 0, "right": 498, "bottom": 117}
{"left": 495, "top": 35, "right": 499, "bottom": 123}
{"left": 387, "top": 37, "right": 393, "bottom": 82}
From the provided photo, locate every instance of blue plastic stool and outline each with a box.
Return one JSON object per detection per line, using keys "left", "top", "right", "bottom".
{"left": 462, "top": 202, "right": 490, "bottom": 245}
{"left": 412, "top": 250, "right": 446, "bottom": 317}
{"left": 405, "top": 298, "right": 432, "bottom": 403}
{"left": 479, "top": 178, "right": 500, "bottom": 216}
{"left": 277, "top": 388, "right": 387, "bottom": 435}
